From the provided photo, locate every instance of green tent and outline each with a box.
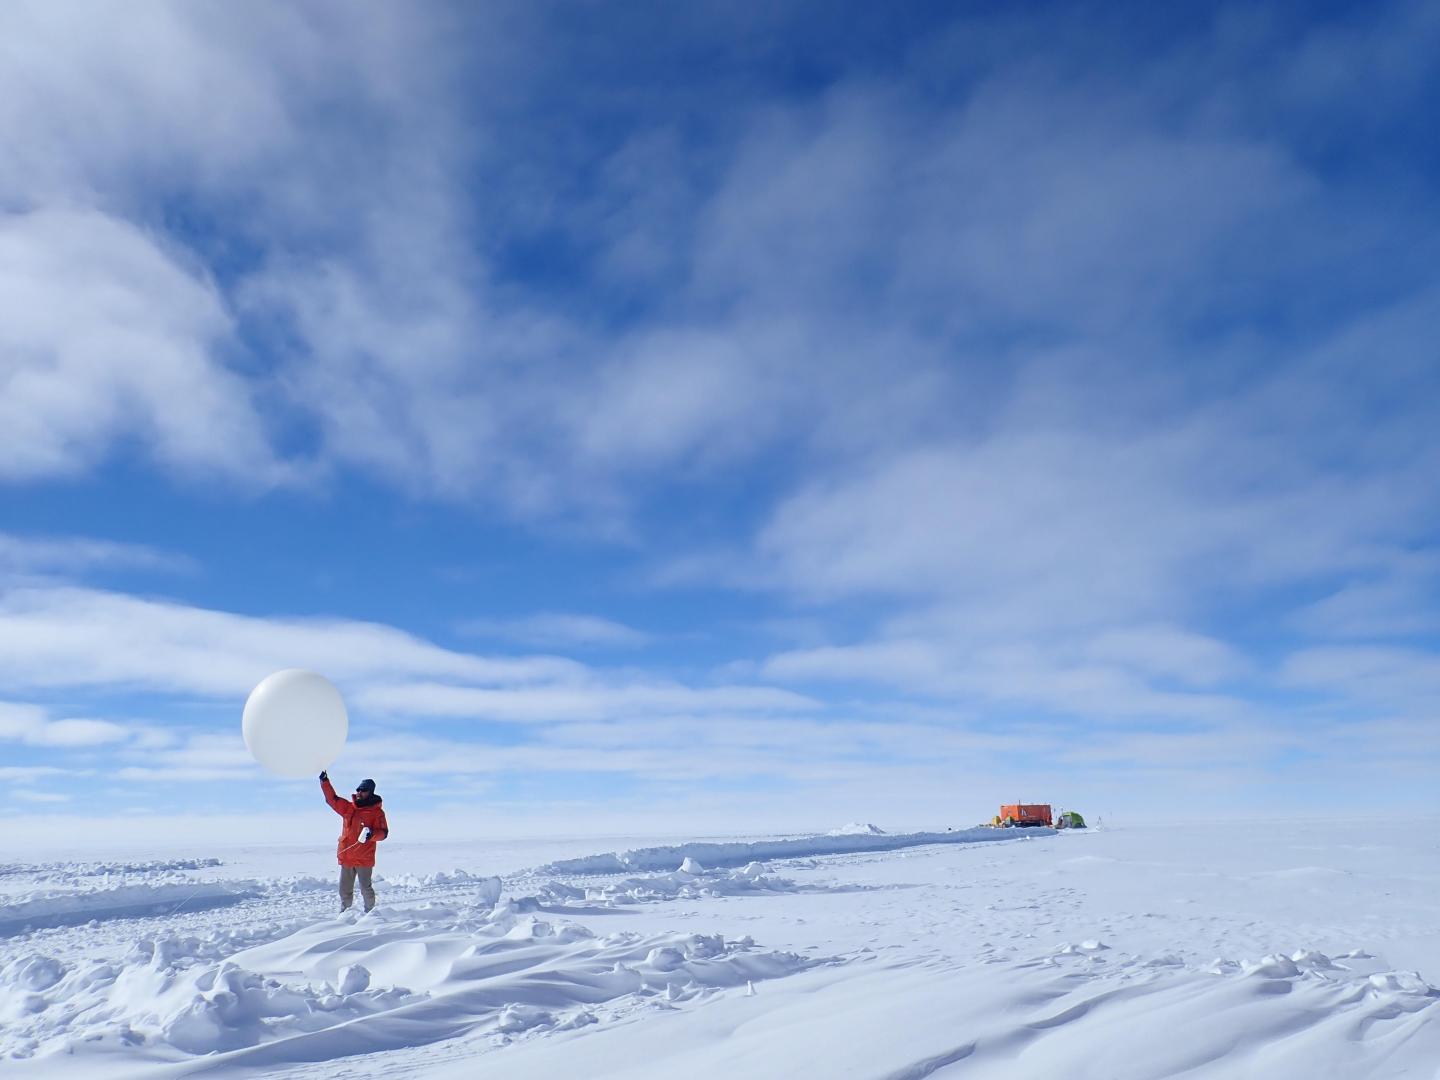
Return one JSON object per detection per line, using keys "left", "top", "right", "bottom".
{"left": 1057, "top": 811, "right": 1086, "bottom": 829}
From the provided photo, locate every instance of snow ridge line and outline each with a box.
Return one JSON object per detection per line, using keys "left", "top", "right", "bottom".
{"left": 0, "top": 882, "right": 263, "bottom": 936}
{"left": 538, "top": 826, "right": 1054, "bottom": 875}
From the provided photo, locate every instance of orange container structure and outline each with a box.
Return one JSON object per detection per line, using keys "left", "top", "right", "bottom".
{"left": 997, "top": 803, "right": 1052, "bottom": 828}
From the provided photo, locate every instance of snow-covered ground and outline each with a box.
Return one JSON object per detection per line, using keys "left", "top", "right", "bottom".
{"left": 3, "top": 821, "right": 1438, "bottom": 1078}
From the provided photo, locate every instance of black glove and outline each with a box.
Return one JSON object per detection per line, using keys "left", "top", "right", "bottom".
{"left": 319, "top": 770, "right": 328, "bottom": 782}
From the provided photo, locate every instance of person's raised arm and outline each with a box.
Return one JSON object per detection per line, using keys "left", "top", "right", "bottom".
{"left": 319, "top": 771, "right": 349, "bottom": 815}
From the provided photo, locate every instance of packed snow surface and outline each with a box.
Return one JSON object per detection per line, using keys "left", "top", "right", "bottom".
{"left": 2, "top": 821, "right": 1438, "bottom": 1078}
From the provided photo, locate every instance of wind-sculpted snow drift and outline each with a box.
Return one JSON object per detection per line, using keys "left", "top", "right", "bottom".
{"left": 0, "top": 889, "right": 816, "bottom": 1067}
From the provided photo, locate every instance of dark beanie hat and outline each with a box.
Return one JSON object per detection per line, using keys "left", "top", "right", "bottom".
{"left": 357, "top": 778, "right": 376, "bottom": 793}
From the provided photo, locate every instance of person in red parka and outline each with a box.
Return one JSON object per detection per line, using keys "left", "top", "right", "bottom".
{"left": 319, "top": 771, "right": 389, "bottom": 912}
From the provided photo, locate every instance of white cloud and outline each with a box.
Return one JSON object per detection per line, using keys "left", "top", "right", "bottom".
{"left": 0, "top": 585, "right": 587, "bottom": 697}
{"left": 764, "top": 639, "right": 947, "bottom": 687}
{"left": 1291, "top": 560, "right": 1440, "bottom": 639}
{"left": 0, "top": 702, "right": 131, "bottom": 747}
{"left": 30, "top": 718, "right": 133, "bottom": 748}
{"left": 0, "top": 0, "right": 1432, "bottom": 530}
{"left": 734, "top": 277, "right": 1440, "bottom": 734}
{"left": 322, "top": 714, "right": 1033, "bottom": 784}
{"left": 0, "top": 2, "right": 494, "bottom": 494}
{"left": 753, "top": 370, "right": 1432, "bottom": 621}
{"left": 459, "top": 612, "right": 652, "bottom": 649}
{"left": 1084, "top": 626, "right": 1249, "bottom": 688}
{"left": 0, "top": 531, "right": 195, "bottom": 578}
{"left": 764, "top": 638, "right": 1245, "bottom": 724}
{"left": 1279, "top": 646, "right": 1440, "bottom": 712}
{"left": 0, "top": 765, "right": 76, "bottom": 782}
{"left": 1055, "top": 725, "right": 1292, "bottom": 770}
{"left": 108, "top": 720, "right": 842, "bottom": 787}
{"left": 113, "top": 732, "right": 260, "bottom": 784}
{"left": 0, "top": 4, "right": 297, "bottom": 196}
{"left": 13, "top": 790, "right": 70, "bottom": 804}
{"left": 353, "top": 680, "right": 815, "bottom": 723}
{"left": 0, "top": 584, "right": 820, "bottom": 730}
{"left": 0, "top": 209, "right": 279, "bottom": 482}
{"left": 691, "top": 81, "right": 1312, "bottom": 339}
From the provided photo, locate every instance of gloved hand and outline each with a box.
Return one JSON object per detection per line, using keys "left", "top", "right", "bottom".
{"left": 360, "top": 827, "right": 373, "bottom": 843}
{"left": 319, "top": 770, "right": 328, "bottom": 782}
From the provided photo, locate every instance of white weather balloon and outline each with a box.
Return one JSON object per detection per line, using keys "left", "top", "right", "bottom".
{"left": 242, "top": 669, "right": 348, "bottom": 778}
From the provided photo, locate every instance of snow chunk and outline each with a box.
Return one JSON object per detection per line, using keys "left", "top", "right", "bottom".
{"left": 1243, "top": 954, "right": 1300, "bottom": 978}
{"left": 497, "top": 1003, "right": 554, "bottom": 1034}
{"left": 3, "top": 954, "right": 66, "bottom": 991}
{"left": 336, "top": 964, "right": 371, "bottom": 995}
{"left": 644, "top": 946, "right": 686, "bottom": 972}
{"left": 827, "top": 823, "right": 886, "bottom": 836}
{"left": 1144, "top": 954, "right": 1185, "bottom": 968}
{"left": 1368, "top": 971, "right": 1432, "bottom": 994}
{"left": 1056, "top": 940, "right": 1109, "bottom": 955}
{"left": 685, "top": 934, "right": 724, "bottom": 960}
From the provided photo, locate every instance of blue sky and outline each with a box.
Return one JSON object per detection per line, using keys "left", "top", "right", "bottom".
{"left": 2, "top": 1, "right": 1438, "bottom": 842}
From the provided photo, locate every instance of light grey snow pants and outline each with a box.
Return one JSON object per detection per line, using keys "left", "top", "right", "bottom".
{"left": 339, "top": 865, "right": 376, "bottom": 912}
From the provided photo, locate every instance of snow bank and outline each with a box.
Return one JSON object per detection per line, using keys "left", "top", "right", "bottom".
{"left": 0, "top": 858, "right": 221, "bottom": 884}
{"left": 827, "top": 823, "right": 886, "bottom": 836}
{"left": 265, "top": 874, "right": 341, "bottom": 895}
{"left": 523, "top": 862, "right": 808, "bottom": 907}
{"left": 0, "top": 882, "right": 262, "bottom": 935}
{"left": 378, "top": 868, "right": 498, "bottom": 890}
{"left": 268, "top": 868, "right": 501, "bottom": 896}
{"left": 540, "top": 825, "right": 1045, "bottom": 875}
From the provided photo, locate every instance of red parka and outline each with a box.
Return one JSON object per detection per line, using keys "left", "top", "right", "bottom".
{"left": 321, "top": 777, "right": 389, "bottom": 867}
